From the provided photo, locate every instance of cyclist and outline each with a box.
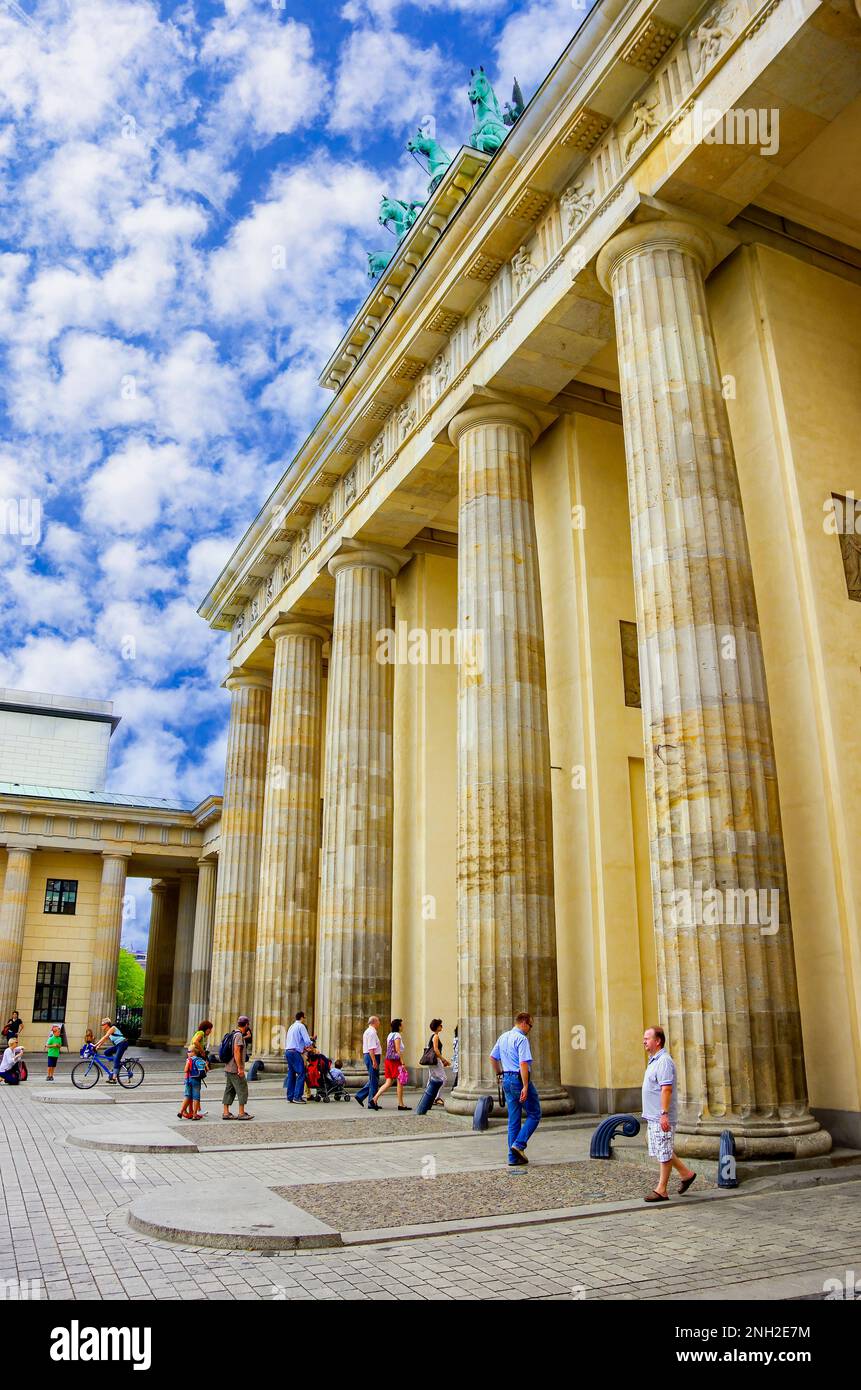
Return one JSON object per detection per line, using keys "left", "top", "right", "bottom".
{"left": 93, "top": 1018, "right": 128, "bottom": 1084}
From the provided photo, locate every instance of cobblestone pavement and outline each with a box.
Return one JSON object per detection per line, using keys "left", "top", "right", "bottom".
{"left": 3, "top": 1076, "right": 861, "bottom": 1301}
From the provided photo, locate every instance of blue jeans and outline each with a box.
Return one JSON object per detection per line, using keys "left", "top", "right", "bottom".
{"left": 284, "top": 1049, "right": 305, "bottom": 1101}
{"left": 415, "top": 1075, "right": 444, "bottom": 1115}
{"left": 103, "top": 1041, "right": 128, "bottom": 1075}
{"left": 356, "top": 1052, "right": 379, "bottom": 1103}
{"left": 502, "top": 1074, "right": 541, "bottom": 1160}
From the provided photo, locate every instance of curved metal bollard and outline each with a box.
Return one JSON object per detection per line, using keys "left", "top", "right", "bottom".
{"left": 590, "top": 1113, "right": 641, "bottom": 1159}
{"left": 248, "top": 1059, "right": 266, "bottom": 1081}
{"left": 473, "top": 1095, "right": 495, "bottom": 1130}
{"left": 718, "top": 1129, "right": 738, "bottom": 1187}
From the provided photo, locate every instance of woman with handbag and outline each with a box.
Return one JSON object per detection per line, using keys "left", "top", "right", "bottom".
{"left": 372, "top": 1019, "right": 412, "bottom": 1110}
{"left": 415, "top": 1019, "right": 450, "bottom": 1115}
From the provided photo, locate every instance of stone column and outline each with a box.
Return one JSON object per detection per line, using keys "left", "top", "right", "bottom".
{"left": 139, "top": 881, "right": 168, "bottom": 1045}
{"left": 208, "top": 668, "right": 272, "bottom": 1040}
{"left": 315, "top": 547, "right": 402, "bottom": 1067}
{"left": 446, "top": 402, "right": 572, "bottom": 1115}
{"left": 153, "top": 883, "right": 179, "bottom": 1043}
{"left": 187, "top": 857, "right": 217, "bottom": 1037}
{"left": 253, "top": 620, "right": 327, "bottom": 1058}
{"left": 167, "top": 872, "right": 197, "bottom": 1046}
{"left": 0, "top": 848, "right": 33, "bottom": 1025}
{"left": 87, "top": 852, "right": 130, "bottom": 1026}
{"left": 597, "top": 219, "right": 829, "bottom": 1157}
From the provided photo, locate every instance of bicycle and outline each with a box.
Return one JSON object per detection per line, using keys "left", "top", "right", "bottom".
{"left": 71, "top": 1043, "right": 145, "bottom": 1090}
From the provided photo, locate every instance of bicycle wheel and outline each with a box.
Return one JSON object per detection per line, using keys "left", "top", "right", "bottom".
{"left": 117, "top": 1060, "right": 145, "bottom": 1089}
{"left": 71, "top": 1060, "right": 100, "bottom": 1090}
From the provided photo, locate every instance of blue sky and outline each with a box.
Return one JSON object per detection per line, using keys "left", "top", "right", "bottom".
{"left": 0, "top": 0, "right": 586, "bottom": 824}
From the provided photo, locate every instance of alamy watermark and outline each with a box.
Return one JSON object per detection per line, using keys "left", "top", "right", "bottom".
{"left": 0, "top": 497, "right": 41, "bottom": 545}
{"left": 671, "top": 104, "right": 779, "bottom": 157}
{"left": 670, "top": 883, "right": 780, "bottom": 935}
{"left": 376, "top": 622, "right": 485, "bottom": 675}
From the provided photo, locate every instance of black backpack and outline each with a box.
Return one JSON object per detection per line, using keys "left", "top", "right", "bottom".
{"left": 218, "top": 1030, "right": 236, "bottom": 1064}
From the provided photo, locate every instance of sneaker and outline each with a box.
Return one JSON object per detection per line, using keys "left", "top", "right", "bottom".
{"left": 509, "top": 1146, "right": 528, "bottom": 1165}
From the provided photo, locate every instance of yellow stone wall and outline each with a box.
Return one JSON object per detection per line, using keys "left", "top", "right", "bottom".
{"left": 391, "top": 552, "right": 458, "bottom": 1066}
{"left": 533, "top": 411, "right": 655, "bottom": 1104}
{"left": 14, "top": 851, "right": 103, "bottom": 1058}
{"left": 709, "top": 243, "right": 861, "bottom": 1131}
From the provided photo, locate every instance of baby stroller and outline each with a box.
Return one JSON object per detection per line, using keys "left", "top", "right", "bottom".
{"left": 307, "top": 1050, "right": 349, "bottom": 1102}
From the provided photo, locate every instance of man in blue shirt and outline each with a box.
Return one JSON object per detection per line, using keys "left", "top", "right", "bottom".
{"left": 284, "top": 1011, "right": 313, "bottom": 1104}
{"left": 490, "top": 1012, "right": 541, "bottom": 1166}
{"left": 641, "top": 1025, "right": 696, "bottom": 1201}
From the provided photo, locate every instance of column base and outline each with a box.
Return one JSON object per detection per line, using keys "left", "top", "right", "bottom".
{"left": 674, "top": 1115, "right": 832, "bottom": 1160}
{"left": 446, "top": 1082, "right": 575, "bottom": 1117}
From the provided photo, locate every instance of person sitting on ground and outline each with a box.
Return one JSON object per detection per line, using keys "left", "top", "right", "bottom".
{"left": 92, "top": 1018, "right": 128, "bottom": 1083}
{"left": 45, "top": 1024, "right": 62, "bottom": 1082}
{"left": 0, "top": 1044, "right": 24, "bottom": 1085}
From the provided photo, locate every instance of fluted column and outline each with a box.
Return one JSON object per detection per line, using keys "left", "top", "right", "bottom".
{"left": 597, "top": 218, "right": 829, "bottom": 1157}
{"left": 88, "top": 851, "right": 130, "bottom": 1026}
{"left": 187, "top": 858, "right": 217, "bottom": 1036}
{"left": 208, "top": 668, "right": 272, "bottom": 1040}
{"left": 0, "top": 848, "right": 34, "bottom": 1025}
{"left": 254, "top": 620, "right": 327, "bottom": 1058}
{"left": 140, "top": 881, "right": 168, "bottom": 1044}
{"left": 447, "top": 402, "right": 572, "bottom": 1115}
{"left": 315, "top": 546, "right": 403, "bottom": 1067}
{"left": 167, "top": 872, "right": 197, "bottom": 1046}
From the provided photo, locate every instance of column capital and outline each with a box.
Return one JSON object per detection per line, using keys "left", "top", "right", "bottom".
{"left": 223, "top": 665, "right": 272, "bottom": 693}
{"left": 150, "top": 881, "right": 169, "bottom": 896}
{"left": 448, "top": 399, "right": 541, "bottom": 449}
{"left": 267, "top": 617, "right": 330, "bottom": 645}
{"left": 196, "top": 855, "right": 217, "bottom": 869}
{"left": 101, "top": 848, "right": 132, "bottom": 862}
{"left": 596, "top": 217, "right": 715, "bottom": 292}
{"left": 328, "top": 539, "right": 409, "bottom": 581}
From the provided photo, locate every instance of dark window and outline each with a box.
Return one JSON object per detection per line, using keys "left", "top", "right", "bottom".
{"left": 43, "top": 879, "right": 78, "bottom": 915}
{"left": 32, "top": 962, "right": 70, "bottom": 1023}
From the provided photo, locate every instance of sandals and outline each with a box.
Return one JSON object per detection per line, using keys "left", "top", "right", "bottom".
{"left": 644, "top": 1190, "right": 669, "bottom": 1202}
{"left": 222, "top": 1113, "right": 237, "bottom": 1120}
{"left": 235, "top": 1113, "right": 254, "bottom": 1121}
{"left": 678, "top": 1172, "right": 697, "bottom": 1194}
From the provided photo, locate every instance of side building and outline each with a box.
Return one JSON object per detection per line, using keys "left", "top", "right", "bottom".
{"left": 0, "top": 689, "right": 221, "bottom": 1050}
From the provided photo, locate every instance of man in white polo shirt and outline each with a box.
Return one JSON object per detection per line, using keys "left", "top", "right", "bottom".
{"left": 355, "top": 1016, "right": 382, "bottom": 1110}
{"left": 642, "top": 1025, "right": 696, "bottom": 1202}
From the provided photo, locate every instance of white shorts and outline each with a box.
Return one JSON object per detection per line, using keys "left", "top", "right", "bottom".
{"left": 647, "top": 1119, "right": 675, "bottom": 1162}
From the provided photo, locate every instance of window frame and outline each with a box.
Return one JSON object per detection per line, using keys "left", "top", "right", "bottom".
{"left": 43, "top": 878, "right": 78, "bottom": 915}
{"left": 32, "top": 961, "right": 71, "bottom": 1023}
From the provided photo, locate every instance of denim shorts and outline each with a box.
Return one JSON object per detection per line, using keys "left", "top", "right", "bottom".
{"left": 184, "top": 1079, "right": 201, "bottom": 1100}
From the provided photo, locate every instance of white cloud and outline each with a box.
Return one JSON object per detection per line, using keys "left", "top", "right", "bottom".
{"left": 201, "top": 6, "right": 324, "bottom": 146}
{"left": 187, "top": 536, "right": 237, "bottom": 598}
{"left": 83, "top": 440, "right": 190, "bottom": 534}
{"left": 329, "top": 26, "right": 444, "bottom": 137}
{"left": 494, "top": 0, "right": 588, "bottom": 93}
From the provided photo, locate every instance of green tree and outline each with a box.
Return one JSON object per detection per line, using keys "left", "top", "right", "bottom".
{"left": 116, "top": 948, "right": 145, "bottom": 1009}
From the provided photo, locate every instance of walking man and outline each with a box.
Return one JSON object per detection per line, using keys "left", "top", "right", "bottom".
{"left": 355, "top": 1016, "right": 382, "bottom": 1110}
{"left": 284, "top": 1010, "right": 312, "bottom": 1104}
{"left": 490, "top": 1012, "right": 541, "bottom": 1166}
{"left": 222, "top": 1015, "right": 254, "bottom": 1121}
{"left": 642, "top": 1025, "right": 696, "bottom": 1201}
